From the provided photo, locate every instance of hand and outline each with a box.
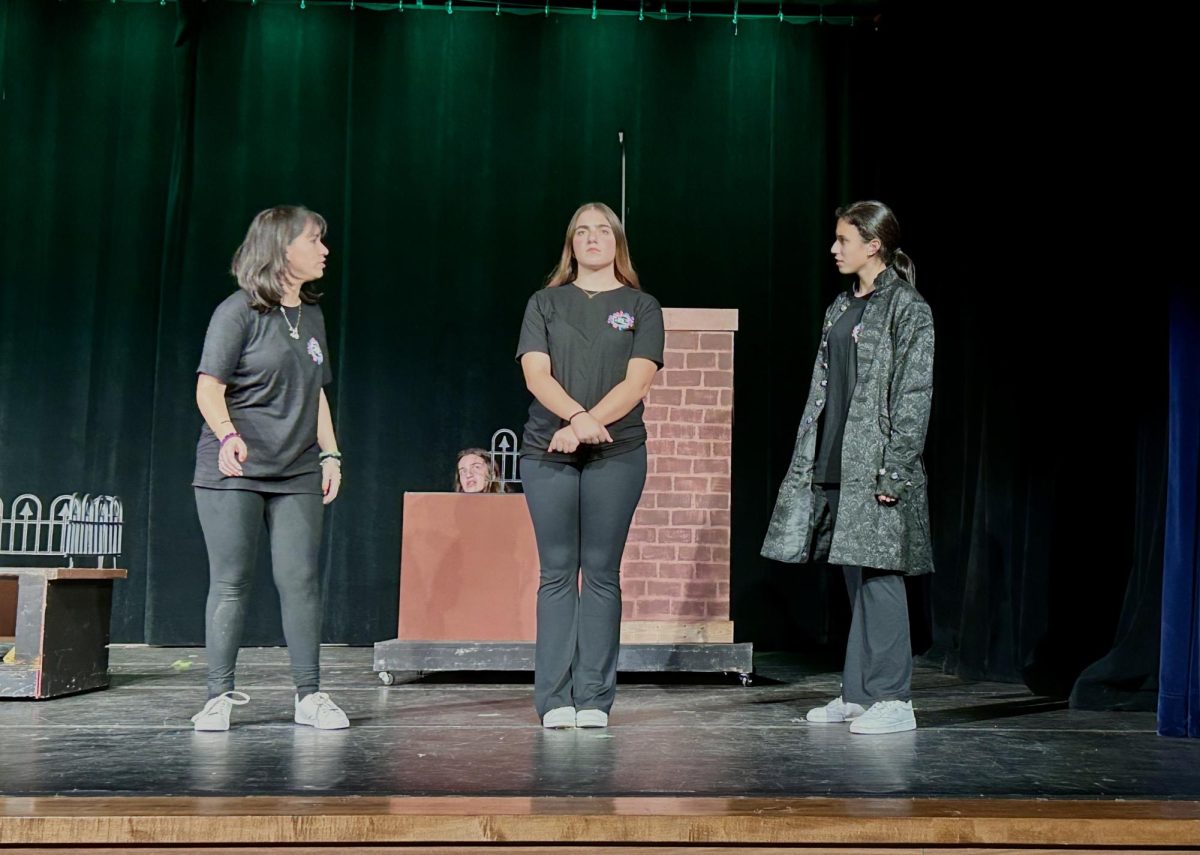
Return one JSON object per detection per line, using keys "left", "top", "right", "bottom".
{"left": 218, "top": 436, "right": 248, "bottom": 477}
{"left": 548, "top": 426, "right": 580, "bottom": 454}
{"left": 322, "top": 459, "right": 342, "bottom": 505}
{"left": 876, "top": 494, "right": 898, "bottom": 506}
{"left": 570, "top": 412, "right": 613, "bottom": 444}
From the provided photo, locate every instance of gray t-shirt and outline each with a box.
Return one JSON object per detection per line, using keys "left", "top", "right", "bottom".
{"left": 516, "top": 284, "right": 664, "bottom": 462}
{"left": 192, "top": 291, "right": 333, "bottom": 493}
{"left": 813, "top": 291, "right": 871, "bottom": 484}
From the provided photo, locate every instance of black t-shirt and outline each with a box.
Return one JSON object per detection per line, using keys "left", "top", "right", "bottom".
{"left": 813, "top": 291, "right": 871, "bottom": 484}
{"left": 516, "top": 284, "right": 665, "bottom": 462}
{"left": 192, "top": 291, "right": 333, "bottom": 493}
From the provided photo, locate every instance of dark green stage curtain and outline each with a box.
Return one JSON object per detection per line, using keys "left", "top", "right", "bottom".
{"left": 0, "top": 1, "right": 176, "bottom": 641}
{"left": 2, "top": 1, "right": 867, "bottom": 646}
{"left": 1, "top": 1, "right": 1165, "bottom": 716}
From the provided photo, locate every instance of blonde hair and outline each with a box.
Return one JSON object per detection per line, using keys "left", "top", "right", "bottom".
{"left": 545, "top": 202, "right": 640, "bottom": 289}
{"left": 231, "top": 206, "right": 327, "bottom": 312}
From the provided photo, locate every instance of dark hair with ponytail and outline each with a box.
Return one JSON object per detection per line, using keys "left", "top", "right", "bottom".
{"left": 835, "top": 200, "right": 916, "bottom": 288}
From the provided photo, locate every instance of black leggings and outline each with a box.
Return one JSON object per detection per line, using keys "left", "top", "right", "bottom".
{"left": 194, "top": 488, "right": 324, "bottom": 699}
{"left": 520, "top": 445, "right": 647, "bottom": 716}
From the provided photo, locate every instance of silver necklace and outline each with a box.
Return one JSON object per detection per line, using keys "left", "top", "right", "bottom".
{"left": 279, "top": 304, "right": 302, "bottom": 339}
{"left": 575, "top": 283, "right": 613, "bottom": 300}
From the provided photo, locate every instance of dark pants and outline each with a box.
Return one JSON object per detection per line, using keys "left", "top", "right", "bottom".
{"left": 813, "top": 484, "right": 913, "bottom": 705}
{"left": 521, "top": 445, "right": 647, "bottom": 717}
{"left": 194, "top": 488, "right": 324, "bottom": 699}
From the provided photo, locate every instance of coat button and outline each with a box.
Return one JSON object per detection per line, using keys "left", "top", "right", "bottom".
{"left": 805, "top": 416, "right": 813, "bottom": 424}
{"left": 816, "top": 399, "right": 824, "bottom": 407}
{"left": 879, "top": 468, "right": 887, "bottom": 475}
{"left": 890, "top": 472, "right": 900, "bottom": 480}
{"left": 820, "top": 380, "right": 827, "bottom": 387}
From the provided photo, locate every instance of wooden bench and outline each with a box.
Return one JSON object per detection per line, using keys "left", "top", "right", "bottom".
{"left": 0, "top": 567, "right": 127, "bottom": 699}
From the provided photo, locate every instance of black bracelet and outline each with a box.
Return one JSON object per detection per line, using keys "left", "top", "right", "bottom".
{"left": 568, "top": 410, "right": 587, "bottom": 422}
{"left": 319, "top": 451, "right": 343, "bottom": 462}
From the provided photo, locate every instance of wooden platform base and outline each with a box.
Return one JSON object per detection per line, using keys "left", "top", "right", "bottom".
{"left": 372, "top": 640, "right": 755, "bottom": 681}
{"left": 1, "top": 796, "right": 1198, "bottom": 851}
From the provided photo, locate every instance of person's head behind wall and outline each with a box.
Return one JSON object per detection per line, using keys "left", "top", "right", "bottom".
{"left": 454, "top": 448, "right": 508, "bottom": 494}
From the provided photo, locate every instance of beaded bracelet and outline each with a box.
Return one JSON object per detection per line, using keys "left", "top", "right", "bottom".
{"left": 219, "top": 431, "right": 241, "bottom": 446}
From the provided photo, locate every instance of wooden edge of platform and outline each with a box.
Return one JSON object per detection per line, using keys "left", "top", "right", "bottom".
{"left": 0, "top": 567, "right": 127, "bottom": 580}
{"left": 2, "top": 797, "right": 1199, "bottom": 847}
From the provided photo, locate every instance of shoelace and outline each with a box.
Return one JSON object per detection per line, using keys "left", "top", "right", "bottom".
{"left": 305, "top": 692, "right": 341, "bottom": 719}
{"left": 192, "top": 691, "right": 250, "bottom": 721}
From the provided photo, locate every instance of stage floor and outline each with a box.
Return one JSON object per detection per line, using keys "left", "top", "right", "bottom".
{"left": 0, "top": 646, "right": 1193, "bottom": 800}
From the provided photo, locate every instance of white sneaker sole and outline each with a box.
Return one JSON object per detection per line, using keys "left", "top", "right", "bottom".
{"left": 192, "top": 720, "right": 230, "bottom": 732}
{"left": 294, "top": 715, "right": 350, "bottom": 730}
{"left": 850, "top": 718, "right": 917, "bottom": 734}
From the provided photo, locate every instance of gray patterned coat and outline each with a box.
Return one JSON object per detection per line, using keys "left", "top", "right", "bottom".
{"left": 761, "top": 267, "right": 935, "bottom": 575}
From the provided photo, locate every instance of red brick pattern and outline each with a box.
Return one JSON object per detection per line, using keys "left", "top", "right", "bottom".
{"left": 621, "top": 329, "right": 734, "bottom": 619}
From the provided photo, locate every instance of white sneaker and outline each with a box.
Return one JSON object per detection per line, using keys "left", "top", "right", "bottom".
{"left": 849, "top": 699, "right": 916, "bottom": 734}
{"left": 191, "top": 691, "right": 250, "bottom": 731}
{"left": 806, "top": 696, "right": 866, "bottom": 723}
{"left": 542, "top": 706, "right": 576, "bottom": 729}
{"left": 294, "top": 692, "right": 350, "bottom": 729}
{"left": 575, "top": 709, "right": 608, "bottom": 728}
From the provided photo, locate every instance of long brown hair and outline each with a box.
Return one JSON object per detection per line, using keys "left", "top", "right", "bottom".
{"left": 453, "top": 448, "right": 508, "bottom": 494}
{"left": 231, "top": 205, "right": 327, "bottom": 312}
{"left": 545, "top": 202, "right": 640, "bottom": 289}
{"left": 835, "top": 200, "right": 916, "bottom": 288}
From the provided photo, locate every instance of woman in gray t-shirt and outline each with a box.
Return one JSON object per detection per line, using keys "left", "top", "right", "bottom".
{"left": 517, "top": 202, "right": 664, "bottom": 729}
{"left": 189, "top": 206, "right": 349, "bottom": 732}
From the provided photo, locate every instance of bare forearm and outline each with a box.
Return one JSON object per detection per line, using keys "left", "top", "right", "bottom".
{"left": 589, "top": 379, "right": 649, "bottom": 426}
{"left": 318, "top": 390, "right": 339, "bottom": 453}
{"left": 195, "top": 379, "right": 234, "bottom": 438}
{"left": 589, "top": 359, "right": 658, "bottom": 425}
{"left": 526, "top": 373, "right": 585, "bottom": 421}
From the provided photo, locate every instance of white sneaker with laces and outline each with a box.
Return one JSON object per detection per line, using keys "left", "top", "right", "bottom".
{"left": 806, "top": 696, "right": 866, "bottom": 723}
{"left": 849, "top": 699, "right": 916, "bottom": 734}
{"left": 191, "top": 691, "right": 250, "bottom": 732}
{"left": 575, "top": 709, "right": 608, "bottom": 728}
{"left": 541, "top": 706, "right": 576, "bottom": 729}
{"left": 294, "top": 692, "right": 350, "bottom": 729}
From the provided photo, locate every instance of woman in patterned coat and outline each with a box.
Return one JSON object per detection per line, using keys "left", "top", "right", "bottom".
{"left": 762, "top": 200, "right": 934, "bottom": 735}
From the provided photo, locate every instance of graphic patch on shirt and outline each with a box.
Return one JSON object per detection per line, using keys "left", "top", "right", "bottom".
{"left": 851, "top": 322, "right": 864, "bottom": 344}
{"left": 306, "top": 337, "right": 324, "bottom": 365}
{"left": 607, "top": 310, "right": 635, "bottom": 331}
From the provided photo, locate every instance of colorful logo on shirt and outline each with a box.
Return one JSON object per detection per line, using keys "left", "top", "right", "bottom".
{"left": 607, "top": 310, "right": 635, "bottom": 331}
{"left": 306, "top": 337, "right": 324, "bottom": 365}
{"left": 851, "top": 322, "right": 864, "bottom": 344}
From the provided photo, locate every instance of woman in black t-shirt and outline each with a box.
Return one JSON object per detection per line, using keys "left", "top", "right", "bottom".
{"left": 190, "top": 206, "right": 349, "bottom": 732}
{"left": 516, "top": 202, "right": 664, "bottom": 729}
